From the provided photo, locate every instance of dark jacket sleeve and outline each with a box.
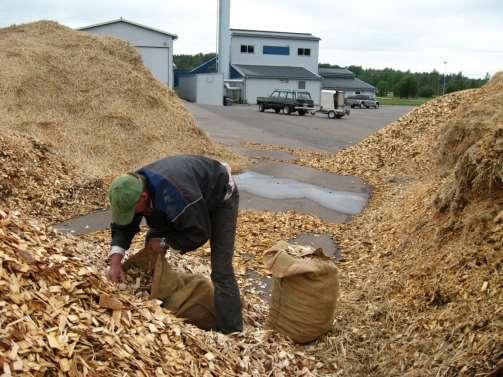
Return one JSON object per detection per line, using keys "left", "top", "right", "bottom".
{"left": 111, "top": 214, "right": 143, "bottom": 250}
{"left": 164, "top": 198, "right": 211, "bottom": 252}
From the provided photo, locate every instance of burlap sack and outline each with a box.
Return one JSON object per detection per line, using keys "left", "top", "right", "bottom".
{"left": 123, "top": 248, "right": 217, "bottom": 330}
{"left": 263, "top": 240, "right": 339, "bottom": 344}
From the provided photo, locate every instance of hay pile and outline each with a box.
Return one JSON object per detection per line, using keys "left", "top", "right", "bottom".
{"left": 0, "top": 21, "right": 245, "bottom": 178}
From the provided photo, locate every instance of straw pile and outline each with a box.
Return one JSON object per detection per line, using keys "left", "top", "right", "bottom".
{"left": 0, "top": 21, "right": 245, "bottom": 178}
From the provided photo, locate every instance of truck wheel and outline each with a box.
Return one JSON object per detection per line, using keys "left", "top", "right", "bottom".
{"left": 328, "top": 110, "right": 336, "bottom": 119}
{"left": 258, "top": 103, "right": 265, "bottom": 112}
{"left": 298, "top": 110, "right": 306, "bottom": 116}
{"left": 283, "top": 105, "right": 291, "bottom": 115}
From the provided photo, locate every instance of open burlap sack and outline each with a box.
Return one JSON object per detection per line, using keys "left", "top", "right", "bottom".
{"left": 263, "top": 240, "right": 339, "bottom": 343}
{"left": 123, "top": 248, "right": 217, "bottom": 330}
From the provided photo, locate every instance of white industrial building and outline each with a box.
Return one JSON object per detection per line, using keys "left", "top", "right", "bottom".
{"left": 177, "top": 0, "right": 323, "bottom": 106}
{"left": 228, "top": 29, "right": 322, "bottom": 105}
{"left": 78, "top": 18, "right": 177, "bottom": 88}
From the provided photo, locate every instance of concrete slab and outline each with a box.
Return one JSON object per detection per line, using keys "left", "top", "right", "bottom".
{"left": 53, "top": 161, "right": 369, "bottom": 235}
{"left": 233, "top": 146, "right": 297, "bottom": 161}
{"left": 248, "top": 162, "right": 369, "bottom": 193}
{"left": 289, "top": 233, "right": 343, "bottom": 261}
{"left": 239, "top": 192, "right": 350, "bottom": 223}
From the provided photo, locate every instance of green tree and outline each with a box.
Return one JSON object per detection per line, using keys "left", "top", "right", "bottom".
{"left": 377, "top": 80, "right": 389, "bottom": 96}
{"left": 396, "top": 75, "right": 418, "bottom": 98}
{"left": 319, "top": 62, "right": 341, "bottom": 68}
{"left": 314, "top": 64, "right": 487, "bottom": 97}
{"left": 174, "top": 53, "right": 216, "bottom": 71}
{"left": 418, "top": 86, "right": 434, "bottom": 97}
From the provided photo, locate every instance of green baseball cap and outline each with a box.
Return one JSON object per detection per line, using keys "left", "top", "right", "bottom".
{"left": 108, "top": 174, "right": 143, "bottom": 225}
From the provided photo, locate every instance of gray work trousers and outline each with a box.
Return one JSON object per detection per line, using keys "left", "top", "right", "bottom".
{"left": 146, "top": 189, "right": 243, "bottom": 333}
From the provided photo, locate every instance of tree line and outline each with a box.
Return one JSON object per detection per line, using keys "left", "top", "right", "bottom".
{"left": 174, "top": 53, "right": 490, "bottom": 98}
{"left": 174, "top": 53, "right": 216, "bottom": 71}
{"left": 320, "top": 63, "right": 489, "bottom": 98}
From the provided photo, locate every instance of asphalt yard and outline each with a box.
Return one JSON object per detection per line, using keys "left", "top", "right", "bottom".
{"left": 54, "top": 103, "right": 414, "bottom": 235}
{"left": 185, "top": 102, "right": 414, "bottom": 154}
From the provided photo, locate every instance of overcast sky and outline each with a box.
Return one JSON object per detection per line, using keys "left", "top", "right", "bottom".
{"left": 1, "top": 0, "right": 501, "bottom": 78}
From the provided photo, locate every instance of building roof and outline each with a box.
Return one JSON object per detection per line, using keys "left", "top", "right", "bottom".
{"left": 232, "top": 64, "right": 322, "bottom": 81}
{"left": 230, "top": 29, "right": 320, "bottom": 41}
{"left": 78, "top": 18, "right": 178, "bottom": 40}
{"left": 318, "top": 67, "right": 355, "bottom": 79}
{"left": 322, "top": 77, "right": 376, "bottom": 91}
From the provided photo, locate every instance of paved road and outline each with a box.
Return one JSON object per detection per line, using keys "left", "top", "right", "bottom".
{"left": 185, "top": 102, "right": 414, "bottom": 153}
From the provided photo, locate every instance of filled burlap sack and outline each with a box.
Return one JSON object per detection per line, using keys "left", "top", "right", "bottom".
{"left": 123, "top": 248, "right": 217, "bottom": 330}
{"left": 263, "top": 240, "right": 339, "bottom": 344}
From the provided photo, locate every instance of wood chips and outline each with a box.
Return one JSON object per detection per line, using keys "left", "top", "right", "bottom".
{"left": 0, "top": 210, "right": 318, "bottom": 376}
{"left": 242, "top": 78, "right": 502, "bottom": 376}
{"left": 0, "top": 21, "right": 246, "bottom": 178}
{"left": 0, "top": 18, "right": 501, "bottom": 377}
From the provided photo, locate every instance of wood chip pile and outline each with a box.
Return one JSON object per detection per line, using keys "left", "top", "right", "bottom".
{"left": 244, "top": 77, "right": 502, "bottom": 375}
{"left": 0, "top": 132, "right": 106, "bottom": 223}
{"left": 0, "top": 210, "right": 321, "bottom": 376}
{"left": 0, "top": 21, "right": 246, "bottom": 178}
{"left": 1, "top": 18, "right": 501, "bottom": 376}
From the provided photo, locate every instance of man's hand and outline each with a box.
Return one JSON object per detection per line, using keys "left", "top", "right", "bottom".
{"left": 107, "top": 254, "right": 126, "bottom": 283}
{"left": 148, "top": 238, "right": 168, "bottom": 254}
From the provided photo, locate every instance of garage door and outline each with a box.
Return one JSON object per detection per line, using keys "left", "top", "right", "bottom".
{"left": 137, "top": 47, "right": 170, "bottom": 86}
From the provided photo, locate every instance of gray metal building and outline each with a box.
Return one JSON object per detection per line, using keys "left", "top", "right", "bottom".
{"left": 319, "top": 68, "right": 376, "bottom": 97}
{"left": 231, "top": 63, "right": 322, "bottom": 105}
{"left": 78, "top": 18, "right": 177, "bottom": 88}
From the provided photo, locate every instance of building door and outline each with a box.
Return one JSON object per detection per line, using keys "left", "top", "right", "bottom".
{"left": 137, "top": 47, "right": 170, "bottom": 86}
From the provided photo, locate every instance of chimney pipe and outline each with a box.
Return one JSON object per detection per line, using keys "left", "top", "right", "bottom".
{"left": 217, "top": 0, "right": 230, "bottom": 79}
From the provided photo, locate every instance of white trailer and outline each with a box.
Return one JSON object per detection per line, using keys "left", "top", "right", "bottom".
{"left": 312, "top": 90, "right": 350, "bottom": 119}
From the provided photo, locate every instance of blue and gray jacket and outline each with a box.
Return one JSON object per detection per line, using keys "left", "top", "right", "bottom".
{"left": 111, "top": 155, "right": 232, "bottom": 253}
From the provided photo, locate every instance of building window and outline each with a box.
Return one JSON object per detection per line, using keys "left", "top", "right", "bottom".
{"left": 298, "top": 48, "right": 311, "bottom": 56}
{"left": 355, "top": 91, "right": 361, "bottom": 94}
{"left": 240, "top": 45, "right": 254, "bottom": 53}
{"left": 263, "top": 46, "right": 290, "bottom": 55}
{"left": 298, "top": 81, "right": 306, "bottom": 89}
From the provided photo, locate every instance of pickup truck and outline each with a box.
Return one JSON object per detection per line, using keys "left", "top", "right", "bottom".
{"left": 257, "top": 90, "right": 314, "bottom": 115}
{"left": 345, "top": 94, "right": 379, "bottom": 109}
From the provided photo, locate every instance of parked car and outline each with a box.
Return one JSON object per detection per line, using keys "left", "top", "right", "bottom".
{"left": 257, "top": 90, "right": 314, "bottom": 115}
{"left": 345, "top": 94, "right": 379, "bottom": 109}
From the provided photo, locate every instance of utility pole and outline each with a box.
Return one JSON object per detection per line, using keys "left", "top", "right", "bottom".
{"left": 442, "top": 61, "right": 447, "bottom": 95}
